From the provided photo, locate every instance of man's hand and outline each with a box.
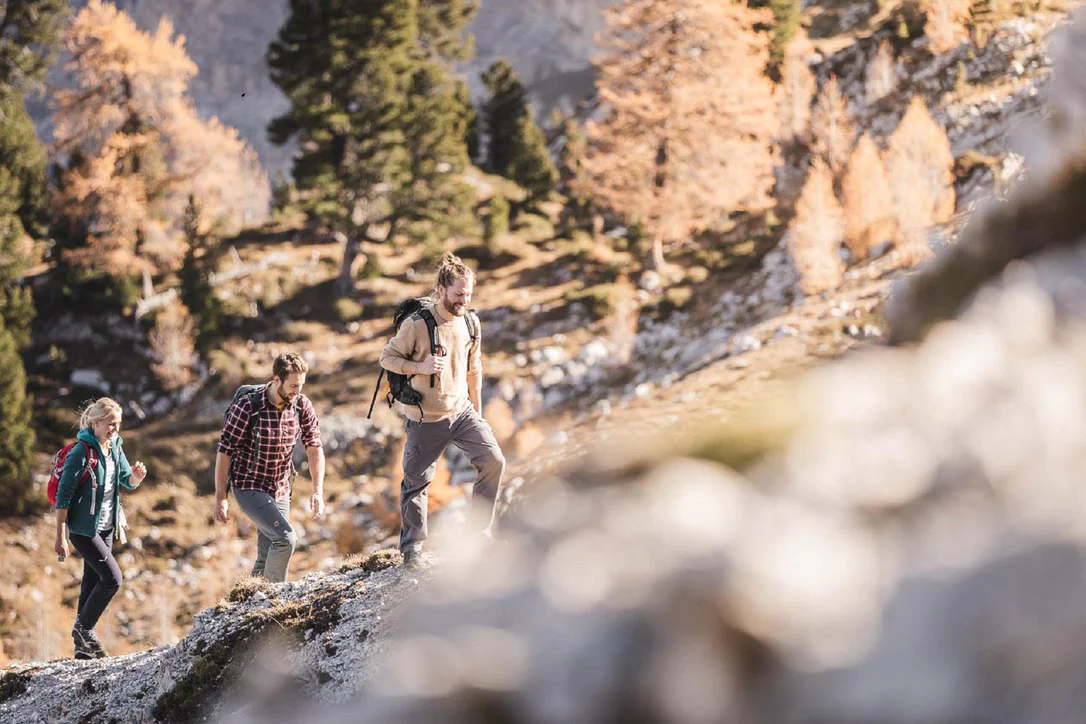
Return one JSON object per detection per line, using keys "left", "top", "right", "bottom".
{"left": 132, "top": 462, "right": 147, "bottom": 485}
{"left": 55, "top": 536, "right": 69, "bottom": 561}
{"left": 214, "top": 495, "right": 230, "bottom": 523}
{"left": 416, "top": 353, "right": 446, "bottom": 376}
{"left": 310, "top": 492, "right": 325, "bottom": 519}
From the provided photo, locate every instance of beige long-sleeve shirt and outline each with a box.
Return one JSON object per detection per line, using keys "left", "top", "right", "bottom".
{"left": 379, "top": 301, "right": 482, "bottom": 422}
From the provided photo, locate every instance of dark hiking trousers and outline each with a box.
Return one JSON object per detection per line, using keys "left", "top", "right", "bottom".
{"left": 69, "top": 528, "right": 122, "bottom": 630}
{"left": 400, "top": 406, "right": 506, "bottom": 552}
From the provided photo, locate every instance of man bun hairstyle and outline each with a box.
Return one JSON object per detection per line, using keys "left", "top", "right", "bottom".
{"left": 434, "top": 252, "right": 475, "bottom": 292}
{"left": 273, "top": 351, "right": 309, "bottom": 380}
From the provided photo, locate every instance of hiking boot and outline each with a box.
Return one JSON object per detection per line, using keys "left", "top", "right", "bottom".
{"left": 402, "top": 547, "right": 423, "bottom": 569}
{"left": 73, "top": 621, "right": 108, "bottom": 659}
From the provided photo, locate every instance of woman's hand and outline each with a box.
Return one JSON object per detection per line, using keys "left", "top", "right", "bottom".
{"left": 55, "top": 536, "right": 69, "bottom": 562}
{"left": 132, "top": 462, "right": 147, "bottom": 485}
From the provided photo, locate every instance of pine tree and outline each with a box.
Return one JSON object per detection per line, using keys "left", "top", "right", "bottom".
{"left": 483, "top": 194, "right": 509, "bottom": 256}
{"left": 268, "top": 0, "right": 473, "bottom": 295}
{"left": 0, "top": 316, "right": 36, "bottom": 516}
{"left": 453, "top": 78, "right": 481, "bottom": 163}
{"left": 841, "top": 135, "right": 897, "bottom": 260}
{"left": 509, "top": 114, "right": 558, "bottom": 208}
{"left": 0, "top": 1, "right": 67, "bottom": 346}
{"left": 481, "top": 59, "right": 529, "bottom": 176}
{"left": 178, "top": 196, "right": 222, "bottom": 352}
{"left": 578, "top": 0, "right": 779, "bottom": 269}
{"left": 769, "top": 0, "right": 802, "bottom": 68}
{"left": 417, "top": 0, "right": 477, "bottom": 62}
{"left": 810, "top": 75, "right": 856, "bottom": 176}
{"left": 393, "top": 63, "right": 476, "bottom": 245}
{"left": 788, "top": 158, "right": 845, "bottom": 295}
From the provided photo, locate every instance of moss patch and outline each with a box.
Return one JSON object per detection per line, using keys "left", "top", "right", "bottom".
{"left": 226, "top": 577, "right": 276, "bottom": 604}
{"left": 0, "top": 671, "right": 31, "bottom": 704}
{"left": 340, "top": 547, "right": 402, "bottom": 574}
{"left": 153, "top": 584, "right": 348, "bottom": 722}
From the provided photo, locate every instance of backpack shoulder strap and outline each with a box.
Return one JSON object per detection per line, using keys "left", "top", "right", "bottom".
{"left": 80, "top": 441, "right": 97, "bottom": 484}
{"left": 417, "top": 309, "right": 439, "bottom": 353}
{"left": 417, "top": 308, "right": 440, "bottom": 388}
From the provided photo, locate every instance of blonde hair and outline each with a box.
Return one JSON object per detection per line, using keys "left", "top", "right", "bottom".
{"left": 433, "top": 252, "right": 475, "bottom": 295}
{"left": 80, "top": 397, "right": 123, "bottom": 430}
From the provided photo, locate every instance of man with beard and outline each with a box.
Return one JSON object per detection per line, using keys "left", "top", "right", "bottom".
{"left": 214, "top": 352, "right": 325, "bottom": 582}
{"left": 380, "top": 253, "right": 506, "bottom": 568}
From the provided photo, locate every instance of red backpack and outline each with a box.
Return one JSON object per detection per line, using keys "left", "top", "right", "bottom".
{"left": 46, "top": 441, "right": 98, "bottom": 507}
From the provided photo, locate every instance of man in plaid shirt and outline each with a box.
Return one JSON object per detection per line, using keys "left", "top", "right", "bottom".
{"left": 213, "top": 352, "right": 325, "bottom": 582}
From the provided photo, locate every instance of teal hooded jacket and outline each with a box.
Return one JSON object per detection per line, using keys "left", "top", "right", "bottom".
{"left": 55, "top": 428, "right": 138, "bottom": 537}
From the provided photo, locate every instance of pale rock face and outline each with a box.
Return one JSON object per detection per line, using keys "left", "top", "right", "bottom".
{"left": 34, "top": 0, "right": 614, "bottom": 175}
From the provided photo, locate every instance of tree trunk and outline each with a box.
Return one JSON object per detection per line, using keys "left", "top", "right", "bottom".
{"left": 336, "top": 232, "right": 361, "bottom": 297}
{"left": 645, "top": 237, "right": 665, "bottom": 272}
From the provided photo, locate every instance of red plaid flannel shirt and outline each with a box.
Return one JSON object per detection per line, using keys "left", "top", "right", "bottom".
{"left": 217, "top": 385, "right": 322, "bottom": 500}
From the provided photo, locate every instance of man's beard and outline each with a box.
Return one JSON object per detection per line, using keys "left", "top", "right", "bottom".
{"left": 443, "top": 297, "right": 466, "bottom": 316}
{"left": 277, "top": 383, "right": 297, "bottom": 402}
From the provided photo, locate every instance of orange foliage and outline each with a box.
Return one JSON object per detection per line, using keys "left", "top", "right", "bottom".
{"left": 51, "top": 0, "right": 269, "bottom": 279}
{"left": 578, "top": 0, "right": 779, "bottom": 261}
{"left": 778, "top": 35, "right": 816, "bottom": 143}
{"left": 787, "top": 158, "right": 845, "bottom": 295}
{"left": 841, "top": 135, "right": 897, "bottom": 260}
{"left": 866, "top": 40, "right": 897, "bottom": 103}
{"left": 149, "top": 298, "right": 198, "bottom": 390}
{"left": 884, "top": 96, "right": 955, "bottom": 263}
{"left": 810, "top": 75, "right": 855, "bottom": 176}
{"left": 925, "top": 0, "right": 971, "bottom": 54}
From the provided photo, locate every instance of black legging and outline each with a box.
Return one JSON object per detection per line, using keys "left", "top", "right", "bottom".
{"left": 68, "top": 528, "right": 123, "bottom": 630}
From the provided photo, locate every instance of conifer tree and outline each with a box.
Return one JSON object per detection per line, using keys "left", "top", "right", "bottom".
{"left": 885, "top": 96, "right": 955, "bottom": 263}
{"left": 578, "top": 0, "right": 779, "bottom": 269}
{"left": 268, "top": 0, "right": 474, "bottom": 295}
{"left": 178, "top": 196, "right": 222, "bottom": 352}
{"left": 52, "top": 0, "right": 268, "bottom": 286}
{"left": 481, "top": 59, "right": 529, "bottom": 176}
{"left": 788, "top": 158, "right": 845, "bottom": 295}
{"left": 810, "top": 75, "right": 856, "bottom": 176}
{"left": 841, "top": 134, "right": 896, "bottom": 260}
{"left": 0, "top": 316, "right": 36, "bottom": 515}
{"left": 0, "top": 1, "right": 67, "bottom": 346}
{"left": 509, "top": 114, "right": 558, "bottom": 208}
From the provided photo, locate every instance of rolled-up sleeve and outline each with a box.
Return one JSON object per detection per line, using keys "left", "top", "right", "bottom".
{"left": 379, "top": 318, "right": 421, "bottom": 375}
{"left": 118, "top": 444, "right": 137, "bottom": 491}
{"left": 217, "top": 398, "right": 252, "bottom": 456}
{"left": 55, "top": 443, "right": 88, "bottom": 510}
{"left": 298, "top": 396, "right": 322, "bottom": 448}
{"left": 468, "top": 315, "right": 482, "bottom": 384}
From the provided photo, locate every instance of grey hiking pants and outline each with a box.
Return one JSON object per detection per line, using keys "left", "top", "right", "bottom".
{"left": 401, "top": 406, "right": 506, "bottom": 552}
{"left": 233, "top": 489, "right": 296, "bottom": 582}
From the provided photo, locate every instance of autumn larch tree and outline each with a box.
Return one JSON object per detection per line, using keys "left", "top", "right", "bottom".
{"left": 579, "top": 0, "right": 780, "bottom": 270}
{"left": 866, "top": 40, "right": 897, "bottom": 104}
{"left": 810, "top": 74, "right": 856, "bottom": 177}
{"left": 788, "top": 158, "right": 845, "bottom": 295}
{"left": 841, "top": 134, "right": 897, "bottom": 260}
{"left": 51, "top": 0, "right": 268, "bottom": 289}
{"left": 777, "top": 34, "right": 816, "bottom": 145}
{"left": 925, "top": 0, "right": 971, "bottom": 55}
{"left": 885, "top": 95, "right": 956, "bottom": 264}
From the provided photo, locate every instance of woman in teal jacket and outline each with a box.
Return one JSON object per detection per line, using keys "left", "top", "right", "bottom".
{"left": 54, "top": 397, "right": 147, "bottom": 659}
